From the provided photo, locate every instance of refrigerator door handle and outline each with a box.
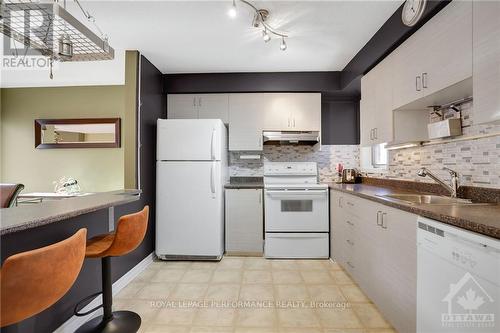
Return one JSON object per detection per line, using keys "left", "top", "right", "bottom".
{"left": 210, "top": 128, "right": 216, "bottom": 160}
{"left": 210, "top": 162, "right": 216, "bottom": 197}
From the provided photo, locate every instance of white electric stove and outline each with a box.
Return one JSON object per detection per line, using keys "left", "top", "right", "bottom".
{"left": 263, "top": 162, "right": 329, "bottom": 259}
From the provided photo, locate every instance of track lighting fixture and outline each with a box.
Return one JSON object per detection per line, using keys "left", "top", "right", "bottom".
{"left": 280, "top": 37, "right": 287, "bottom": 51}
{"left": 229, "top": 0, "right": 289, "bottom": 51}
{"left": 228, "top": 0, "right": 237, "bottom": 19}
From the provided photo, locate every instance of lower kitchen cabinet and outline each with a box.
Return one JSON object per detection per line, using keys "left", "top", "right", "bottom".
{"left": 225, "top": 189, "right": 263, "bottom": 255}
{"left": 330, "top": 190, "right": 417, "bottom": 333}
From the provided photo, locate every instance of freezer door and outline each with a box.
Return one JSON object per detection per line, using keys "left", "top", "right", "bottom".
{"left": 156, "top": 161, "right": 223, "bottom": 257}
{"left": 157, "top": 119, "right": 224, "bottom": 161}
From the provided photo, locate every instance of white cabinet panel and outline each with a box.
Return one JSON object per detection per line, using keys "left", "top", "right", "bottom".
{"left": 473, "top": 0, "right": 500, "bottom": 124}
{"left": 422, "top": 0, "right": 472, "bottom": 97}
{"left": 360, "top": 54, "right": 394, "bottom": 146}
{"left": 198, "top": 94, "right": 229, "bottom": 123}
{"left": 168, "top": 94, "right": 230, "bottom": 123}
{"left": 225, "top": 189, "right": 263, "bottom": 254}
{"left": 330, "top": 191, "right": 345, "bottom": 264}
{"left": 330, "top": 191, "right": 417, "bottom": 333}
{"left": 288, "top": 93, "right": 321, "bottom": 131}
{"left": 262, "top": 93, "right": 321, "bottom": 131}
{"left": 392, "top": 35, "right": 425, "bottom": 110}
{"left": 392, "top": 0, "right": 473, "bottom": 110}
{"left": 167, "top": 94, "right": 198, "bottom": 119}
{"left": 228, "top": 94, "right": 265, "bottom": 151}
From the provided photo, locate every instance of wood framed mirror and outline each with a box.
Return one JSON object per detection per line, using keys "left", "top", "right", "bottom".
{"left": 34, "top": 118, "right": 121, "bottom": 149}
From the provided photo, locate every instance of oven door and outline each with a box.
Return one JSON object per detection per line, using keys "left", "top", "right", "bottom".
{"left": 265, "top": 188, "right": 329, "bottom": 232}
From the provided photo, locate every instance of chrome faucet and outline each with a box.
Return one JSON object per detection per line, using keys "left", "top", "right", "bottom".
{"left": 417, "top": 167, "right": 459, "bottom": 198}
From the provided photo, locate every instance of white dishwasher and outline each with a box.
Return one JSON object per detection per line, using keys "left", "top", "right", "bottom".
{"left": 417, "top": 217, "right": 500, "bottom": 333}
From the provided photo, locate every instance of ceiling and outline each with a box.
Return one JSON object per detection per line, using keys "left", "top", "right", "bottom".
{"left": 67, "top": 0, "right": 403, "bottom": 74}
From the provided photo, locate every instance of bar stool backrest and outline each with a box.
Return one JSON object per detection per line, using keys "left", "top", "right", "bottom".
{"left": 104, "top": 206, "right": 149, "bottom": 257}
{"left": 0, "top": 228, "right": 87, "bottom": 327}
{"left": 0, "top": 184, "right": 24, "bottom": 208}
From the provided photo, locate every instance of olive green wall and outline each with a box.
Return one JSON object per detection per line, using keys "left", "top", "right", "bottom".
{"left": 0, "top": 86, "right": 126, "bottom": 192}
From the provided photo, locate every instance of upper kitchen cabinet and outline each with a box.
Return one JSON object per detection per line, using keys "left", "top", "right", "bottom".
{"left": 228, "top": 93, "right": 321, "bottom": 151}
{"left": 167, "top": 94, "right": 229, "bottom": 123}
{"left": 360, "top": 53, "right": 394, "bottom": 146}
{"left": 228, "top": 94, "right": 265, "bottom": 151}
{"left": 262, "top": 93, "right": 321, "bottom": 131}
{"left": 473, "top": 0, "right": 500, "bottom": 125}
{"left": 392, "top": 0, "right": 472, "bottom": 110}
{"left": 167, "top": 94, "right": 199, "bottom": 119}
{"left": 197, "top": 94, "right": 229, "bottom": 122}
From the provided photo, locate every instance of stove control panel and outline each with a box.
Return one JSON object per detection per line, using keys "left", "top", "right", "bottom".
{"left": 264, "top": 162, "right": 318, "bottom": 176}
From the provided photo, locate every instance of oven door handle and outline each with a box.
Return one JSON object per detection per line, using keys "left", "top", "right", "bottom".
{"left": 265, "top": 189, "right": 328, "bottom": 197}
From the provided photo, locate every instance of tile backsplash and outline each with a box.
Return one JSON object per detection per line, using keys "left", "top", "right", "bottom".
{"left": 229, "top": 145, "right": 359, "bottom": 182}
{"left": 229, "top": 102, "right": 500, "bottom": 189}
{"left": 365, "top": 102, "right": 500, "bottom": 188}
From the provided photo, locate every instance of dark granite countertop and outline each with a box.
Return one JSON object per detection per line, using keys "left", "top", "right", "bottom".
{"left": 324, "top": 181, "right": 500, "bottom": 240}
{"left": 0, "top": 189, "right": 141, "bottom": 235}
{"left": 225, "top": 177, "right": 264, "bottom": 189}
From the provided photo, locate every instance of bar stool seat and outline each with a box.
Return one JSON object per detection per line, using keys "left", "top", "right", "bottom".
{"left": 75, "top": 206, "right": 149, "bottom": 333}
{"left": 1, "top": 229, "right": 87, "bottom": 327}
{"left": 85, "top": 234, "right": 115, "bottom": 257}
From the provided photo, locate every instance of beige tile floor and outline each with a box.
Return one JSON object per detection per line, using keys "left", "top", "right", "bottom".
{"left": 114, "top": 257, "right": 395, "bottom": 333}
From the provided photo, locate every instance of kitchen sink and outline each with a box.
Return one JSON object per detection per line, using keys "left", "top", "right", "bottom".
{"left": 377, "top": 194, "right": 473, "bottom": 205}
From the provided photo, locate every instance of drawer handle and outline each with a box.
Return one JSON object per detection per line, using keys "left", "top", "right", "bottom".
{"left": 346, "top": 239, "right": 354, "bottom": 246}
{"left": 346, "top": 201, "right": 354, "bottom": 207}
{"left": 376, "top": 211, "right": 383, "bottom": 226}
{"left": 346, "top": 220, "right": 354, "bottom": 226}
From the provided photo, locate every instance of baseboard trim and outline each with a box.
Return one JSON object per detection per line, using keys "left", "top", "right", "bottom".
{"left": 54, "top": 252, "right": 154, "bottom": 333}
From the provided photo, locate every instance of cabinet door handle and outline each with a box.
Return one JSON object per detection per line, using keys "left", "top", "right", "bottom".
{"left": 369, "top": 129, "right": 373, "bottom": 140}
{"left": 382, "top": 212, "right": 388, "bottom": 229}
{"left": 293, "top": 118, "right": 296, "bottom": 127}
{"left": 374, "top": 128, "right": 378, "bottom": 140}
{"left": 346, "top": 220, "right": 354, "bottom": 226}
{"left": 416, "top": 76, "right": 421, "bottom": 91}
{"left": 422, "top": 73, "right": 428, "bottom": 89}
{"left": 193, "top": 97, "right": 196, "bottom": 107}
{"left": 376, "top": 211, "right": 383, "bottom": 226}
{"left": 198, "top": 97, "right": 202, "bottom": 107}
{"left": 338, "top": 197, "right": 343, "bottom": 208}
{"left": 288, "top": 118, "right": 291, "bottom": 128}
{"left": 346, "top": 239, "right": 354, "bottom": 246}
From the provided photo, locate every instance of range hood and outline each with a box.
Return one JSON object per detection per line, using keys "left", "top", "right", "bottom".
{"left": 262, "top": 131, "right": 320, "bottom": 145}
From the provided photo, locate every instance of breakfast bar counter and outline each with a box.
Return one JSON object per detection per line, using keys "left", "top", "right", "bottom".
{"left": 0, "top": 189, "right": 141, "bottom": 235}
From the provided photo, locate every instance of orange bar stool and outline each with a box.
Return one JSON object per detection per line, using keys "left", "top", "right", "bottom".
{"left": 75, "top": 206, "right": 149, "bottom": 333}
{"left": 0, "top": 229, "right": 87, "bottom": 327}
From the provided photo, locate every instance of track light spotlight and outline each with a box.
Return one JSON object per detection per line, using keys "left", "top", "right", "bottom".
{"left": 280, "top": 37, "right": 287, "bottom": 51}
{"left": 228, "top": 0, "right": 237, "bottom": 18}
{"left": 262, "top": 29, "right": 271, "bottom": 42}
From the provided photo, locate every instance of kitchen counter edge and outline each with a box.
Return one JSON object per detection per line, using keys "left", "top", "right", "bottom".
{"left": 0, "top": 190, "right": 141, "bottom": 236}
{"left": 325, "top": 183, "right": 500, "bottom": 240}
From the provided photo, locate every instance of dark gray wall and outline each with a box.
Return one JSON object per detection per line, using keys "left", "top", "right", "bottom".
{"left": 322, "top": 100, "right": 360, "bottom": 145}
{"left": 165, "top": 72, "right": 343, "bottom": 95}
{"left": 341, "top": 0, "right": 451, "bottom": 88}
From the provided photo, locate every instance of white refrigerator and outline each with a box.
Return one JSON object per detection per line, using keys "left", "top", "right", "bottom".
{"left": 156, "top": 119, "right": 227, "bottom": 260}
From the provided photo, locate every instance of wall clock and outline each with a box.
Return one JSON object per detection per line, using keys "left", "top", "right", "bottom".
{"left": 402, "top": 0, "right": 427, "bottom": 27}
